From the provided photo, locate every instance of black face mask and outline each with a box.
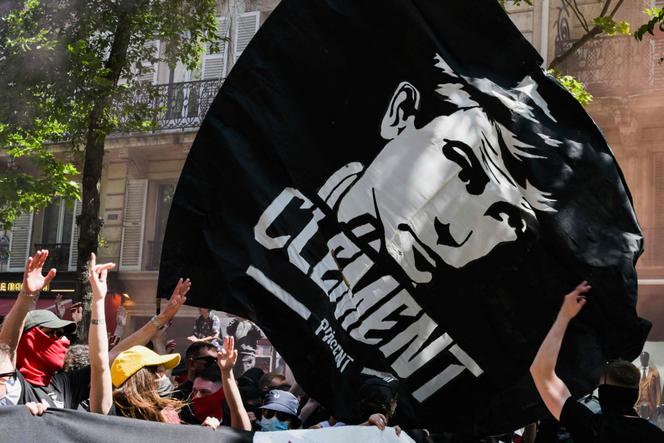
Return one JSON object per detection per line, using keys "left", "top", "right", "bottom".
{"left": 598, "top": 384, "right": 639, "bottom": 416}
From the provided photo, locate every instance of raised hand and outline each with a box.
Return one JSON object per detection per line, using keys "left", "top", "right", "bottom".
{"left": 217, "top": 336, "right": 238, "bottom": 374}
{"left": 88, "top": 253, "right": 116, "bottom": 302}
{"left": 162, "top": 278, "right": 191, "bottom": 320}
{"left": 560, "top": 281, "right": 591, "bottom": 320}
{"left": 21, "top": 250, "right": 57, "bottom": 296}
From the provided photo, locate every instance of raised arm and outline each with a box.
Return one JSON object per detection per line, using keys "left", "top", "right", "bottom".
{"left": 108, "top": 278, "right": 190, "bottom": 362}
{"left": 88, "top": 253, "right": 115, "bottom": 414}
{"left": 0, "top": 250, "right": 56, "bottom": 363}
{"left": 530, "top": 281, "right": 591, "bottom": 420}
{"left": 217, "top": 336, "right": 252, "bottom": 431}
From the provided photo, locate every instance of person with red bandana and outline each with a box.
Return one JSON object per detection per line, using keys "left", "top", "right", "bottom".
{"left": 0, "top": 249, "right": 191, "bottom": 412}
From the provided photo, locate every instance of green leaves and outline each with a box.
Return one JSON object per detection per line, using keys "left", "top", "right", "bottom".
{"left": 634, "top": 7, "right": 664, "bottom": 41}
{"left": 593, "top": 16, "right": 630, "bottom": 36}
{"left": 547, "top": 70, "right": 593, "bottom": 107}
{"left": 0, "top": 0, "right": 218, "bottom": 227}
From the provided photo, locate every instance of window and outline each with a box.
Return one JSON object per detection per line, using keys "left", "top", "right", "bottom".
{"left": 38, "top": 199, "right": 79, "bottom": 271}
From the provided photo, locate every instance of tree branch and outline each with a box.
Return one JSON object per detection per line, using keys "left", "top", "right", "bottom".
{"left": 564, "top": 0, "right": 590, "bottom": 33}
{"left": 548, "top": 0, "right": 625, "bottom": 70}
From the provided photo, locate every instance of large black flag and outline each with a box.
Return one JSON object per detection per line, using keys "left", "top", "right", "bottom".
{"left": 158, "top": 0, "right": 650, "bottom": 435}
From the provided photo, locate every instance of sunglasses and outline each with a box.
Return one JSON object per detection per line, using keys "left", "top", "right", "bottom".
{"left": 262, "top": 409, "right": 292, "bottom": 421}
{"left": 40, "top": 327, "right": 66, "bottom": 339}
{"left": 192, "top": 356, "right": 217, "bottom": 367}
{"left": 0, "top": 370, "right": 17, "bottom": 384}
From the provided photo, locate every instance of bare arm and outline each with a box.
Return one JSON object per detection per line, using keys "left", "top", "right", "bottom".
{"left": 217, "top": 336, "right": 251, "bottom": 431}
{"left": 0, "top": 250, "right": 56, "bottom": 364}
{"left": 108, "top": 278, "right": 190, "bottom": 362}
{"left": 88, "top": 253, "right": 115, "bottom": 415}
{"left": 530, "top": 281, "right": 590, "bottom": 421}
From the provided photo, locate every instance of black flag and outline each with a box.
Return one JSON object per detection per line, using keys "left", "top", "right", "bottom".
{"left": 158, "top": 0, "right": 650, "bottom": 435}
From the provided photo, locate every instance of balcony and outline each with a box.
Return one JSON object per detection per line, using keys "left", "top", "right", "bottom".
{"left": 555, "top": 36, "right": 664, "bottom": 97}
{"left": 123, "top": 78, "right": 224, "bottom": 131}
{"left": 33, "top": 243, "right": 71, "bottom": 272}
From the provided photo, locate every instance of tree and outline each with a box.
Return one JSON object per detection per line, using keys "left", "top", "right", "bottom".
{"left": 504, "top": 0, "right": 664, "bottom": 105}
{"left": 0, "top": 0, "right": 219, "bottom": 340}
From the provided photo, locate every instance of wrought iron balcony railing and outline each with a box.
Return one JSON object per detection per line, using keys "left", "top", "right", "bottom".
{"left": 123, "top": 78, "right": 224, "bottom": 131}
{"left": 555, "top": 36, "right": 664, "bottom": 97}
{"left": 33, "top": 243, "right": 71, "bottom": 272}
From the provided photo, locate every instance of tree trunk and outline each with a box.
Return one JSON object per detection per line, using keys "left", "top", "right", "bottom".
{"left": 74, "top": 6, "right": 136, "bottom": 342}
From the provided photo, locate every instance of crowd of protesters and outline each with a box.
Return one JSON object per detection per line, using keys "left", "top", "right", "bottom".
{"left": 1, "top": 250, "right": 664, "bottom": 442}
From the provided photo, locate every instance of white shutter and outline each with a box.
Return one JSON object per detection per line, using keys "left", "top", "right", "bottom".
{"left": 136, "top": 40, "right": 160, "bottom": 84}
{"left": 68, "top": 198, "right": 82, "bottom": 271}
{"left": 233, "top": 11, "right": 260, "bottom": 63}
{"left": 202, "top": 17, "right": 230, "bottom": 79}
{"left": 119, "top": 179, "right": 148, "bottom": 271}
{"left": 7, "top": 213, "right": 33, "bottom": 271}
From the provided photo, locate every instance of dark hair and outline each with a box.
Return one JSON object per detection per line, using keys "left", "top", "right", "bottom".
{"left": 196, "top": 365, "right": 221, "bottom": 383}
{"left": 185, "top": 341, "right": 217, "bottom": 360}
{"left": 603, "top": 360, "right": 640, "bottom": 388}
{"left": 358, "top": 378, "right": 398, "bottom": 420}
{"left": 63, "top": 344, "right": 89, "bottom": 372}
{"left": 259, "top": 372, "right": 287, "bottom": 391}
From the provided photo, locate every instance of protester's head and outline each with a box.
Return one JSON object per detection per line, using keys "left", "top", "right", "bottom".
{"left": 63, "top": 344, "right": 89, "bottom": 372}
{"left": 238, "top": 367, "right": 265, "bottom": 419}
{"left": 258, "top": 390, "right": 301, "bottom": 431}
{"left": 111, "top": 345, "right": 184, "bottom": 422}
{"left": 185, "top": 341, "right": 218, "bottom": 381}
{"left": 601, "top": 359, "right": 640, "bottom": 389}
{"left": 259, "top": 372, "right": 289, "bottom": 392}
{"left": 192, "top": 366, "right": 222, "bottom": 399}
{"left": 16, "top": 310, "right": 76, "bottom": 385}
{"left": 191, "top": 365, "right": 225, "bottom": 423}
{"left": 639, "top": 351, "right": 650, "bottom": 367}
{"left": 334, "top": 55, "right": 557, "bottom": 284}
{"left": 597, "top": 359, "right": 641, "bottom": 415}
{"left": 198, "top": 308, "right": 209, "bottom": 318}
{"left": 0, "top": 343, "right": 19, "bottom": 406}
{"left": 358, "top": 377, "right": 399, "bottom": 422}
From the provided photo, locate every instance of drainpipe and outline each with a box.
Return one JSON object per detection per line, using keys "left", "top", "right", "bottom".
{"left": 540, "top": 0, "right": 550, "bottom": 68}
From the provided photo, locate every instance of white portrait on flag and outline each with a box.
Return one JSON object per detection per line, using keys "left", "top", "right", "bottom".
{"left": 325, "top": 54, "right": 559, "bottom": 284}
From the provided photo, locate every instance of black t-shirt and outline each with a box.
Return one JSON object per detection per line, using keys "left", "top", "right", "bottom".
{"left": 560, "top": 397, "right": 664, "bottom": 443}
{"left": 17, "top": 366, "right": 91, "bottom": 409}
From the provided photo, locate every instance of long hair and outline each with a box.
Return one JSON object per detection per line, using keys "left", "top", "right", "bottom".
{"left": 113, "top": 366, "right": 185, "bottom": 422}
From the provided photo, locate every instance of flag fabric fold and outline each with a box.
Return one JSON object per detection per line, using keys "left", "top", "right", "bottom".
{"left": 158, "top": 0, "right": 649, "bottom": 435}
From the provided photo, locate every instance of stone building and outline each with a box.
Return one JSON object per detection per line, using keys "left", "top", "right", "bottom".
{"left": 1, "top": 0, "right": 663, "bottom": 365}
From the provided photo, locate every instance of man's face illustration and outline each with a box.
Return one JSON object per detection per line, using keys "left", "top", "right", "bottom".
{"left": 337, "top": 81, "right": 532, "bottom": 283}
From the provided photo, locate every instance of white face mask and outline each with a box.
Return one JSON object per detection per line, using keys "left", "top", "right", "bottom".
{"left": 0, "top": 376, "right": 21, "bottom": 406}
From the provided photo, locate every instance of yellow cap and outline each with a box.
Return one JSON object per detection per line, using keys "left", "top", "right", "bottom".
{"left": 111, "top": 345, "right": 181, "bottom": 388}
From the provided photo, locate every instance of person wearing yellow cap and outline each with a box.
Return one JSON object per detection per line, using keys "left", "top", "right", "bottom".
{"left": 108, "top": 345, "right": 184, "bottom": 423}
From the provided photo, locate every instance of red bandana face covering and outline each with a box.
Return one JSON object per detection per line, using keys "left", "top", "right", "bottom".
{"left": 192, "top": 387, "right": 225, "bottom": 423}
{"left": 16, "top": 327, "right": 70, "bottom": 387}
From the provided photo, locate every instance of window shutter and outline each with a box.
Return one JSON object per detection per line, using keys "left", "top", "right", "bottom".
{"left": 120, "top": 179, "right": 148, "bottom": 271}
{"left": 202, "top": 17, "right": 230, "bottom": 79}
{"left": 7, "top": 213, "right": 33, "bottom": 272}
{"left": 233, "top": 11, "right": 260, "bottom": 63}
{"left": 136, "top": 40, "right": 160, "bottom": 84}
{"left": 68, "top": 198, "right": 82, "bottom": 271}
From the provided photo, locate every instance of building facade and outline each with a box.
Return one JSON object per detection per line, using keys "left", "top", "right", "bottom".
{"left": 1, "top": 0, "right": 663, "bottom": 362}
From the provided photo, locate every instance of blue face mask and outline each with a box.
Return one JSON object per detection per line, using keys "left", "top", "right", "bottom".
{"left": 259, "top": 416, "right": 290, "bottom": 431}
